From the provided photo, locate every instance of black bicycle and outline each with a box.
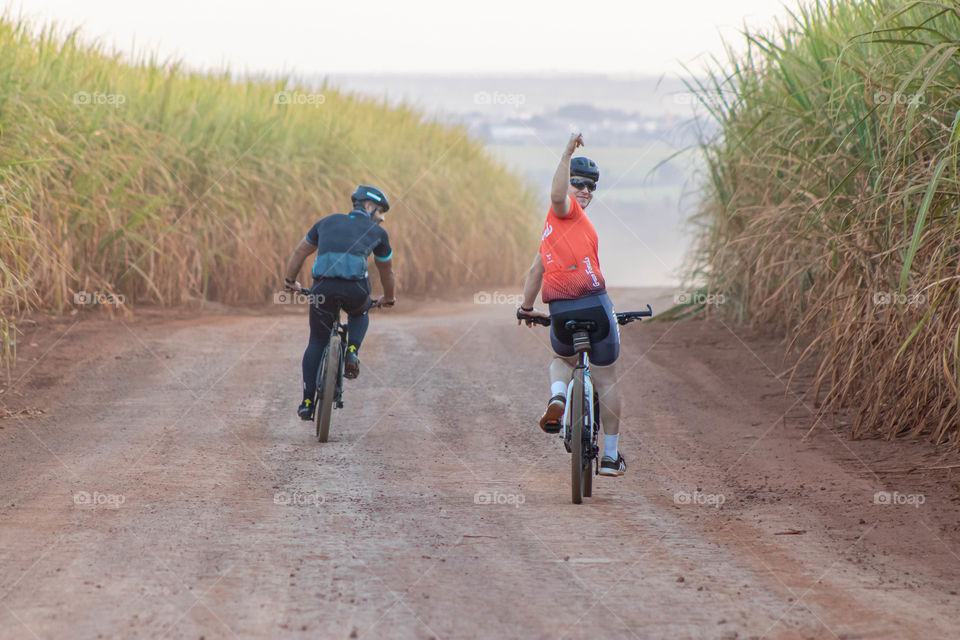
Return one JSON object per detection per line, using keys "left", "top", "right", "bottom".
{"left": 518, "top": 305, "right": 652, "bottom": 503}
{"left": 300, "top": 288, "right": 392, "bottom": 442}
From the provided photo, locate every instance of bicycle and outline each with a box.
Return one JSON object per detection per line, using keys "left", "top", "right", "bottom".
{"left": 300, "top": 288, "right": 393, "bottom": 442}
{"left": 517, "top": 305, "right": 653, "bottom": 503}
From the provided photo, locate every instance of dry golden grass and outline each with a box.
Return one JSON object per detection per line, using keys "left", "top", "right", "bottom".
{"left": 685, "top": 0, "right": 960, "bottom": 443}
{"left": 0, "top": 16, "right": 539, "bottom": 361}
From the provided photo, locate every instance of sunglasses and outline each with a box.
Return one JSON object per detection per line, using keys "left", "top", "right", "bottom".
{"left": 570, "top": 178, "right": 597, "bottom": 193}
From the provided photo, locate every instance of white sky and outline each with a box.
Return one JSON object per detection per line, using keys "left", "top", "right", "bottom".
{"left": 6, "top": 0, "right": 803, "bottom": 76}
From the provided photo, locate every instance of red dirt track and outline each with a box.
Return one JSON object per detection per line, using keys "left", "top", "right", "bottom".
{"left": 1, "top": 288, "right": 958, "bottom": 639}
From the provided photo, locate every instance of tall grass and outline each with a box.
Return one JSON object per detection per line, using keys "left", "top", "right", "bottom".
{"left": 687, "top": 0, "right": 960, "bottom": 443}
{"left": 0, "top": 16, "right": 539, "bottom": 359}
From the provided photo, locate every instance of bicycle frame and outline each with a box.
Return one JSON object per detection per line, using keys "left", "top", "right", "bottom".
{"left": 561, "top": 331, "right": 602, "bottom": 483}
{"left": 561, "top": 349, "right": 600, "bottom": 458}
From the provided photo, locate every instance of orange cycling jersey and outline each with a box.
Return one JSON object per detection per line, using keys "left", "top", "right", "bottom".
{"left": 539, "top": 195, "right": 606, "bottom": 302}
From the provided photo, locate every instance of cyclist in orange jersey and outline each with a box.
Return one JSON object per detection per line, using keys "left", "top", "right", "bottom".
{"left": 517, "top": 132, "right": 626, "bottom": 477}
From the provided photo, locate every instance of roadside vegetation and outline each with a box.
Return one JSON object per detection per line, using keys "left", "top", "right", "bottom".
{"left": 0, "top": 15, "right": 539, "bottom": 362}
{"left": 686, "top": 0, "right": 960, "bottom": 442}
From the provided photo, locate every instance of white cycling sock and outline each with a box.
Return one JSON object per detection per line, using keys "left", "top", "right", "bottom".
{"left": 603, "top": 434, "right": 619, "bottom": 459}
{"left": 551, "top": 381, "right": 567, "bottom": 398}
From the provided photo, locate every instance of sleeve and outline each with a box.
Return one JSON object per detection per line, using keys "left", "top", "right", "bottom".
{"left": 304, "top": 221, "right": 320, "bottom": 246}
{"left": 546, "top": 195, "right": 583, "bottom": 220}
{"left": 373, "top": 228, "right": 392, "bottom": 262}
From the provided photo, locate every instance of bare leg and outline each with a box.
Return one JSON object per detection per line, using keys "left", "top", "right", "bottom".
{"left": 590, "top": 362, "right": 620, "bottom": 435}
{"left": 551, "top": 356, "right": 620, "bottom": 434}
{"left": 549, "top": 355, "right": 575, "bottom": 392}
{"left": 538, "top": 355, "right": 577, "bottom": 431}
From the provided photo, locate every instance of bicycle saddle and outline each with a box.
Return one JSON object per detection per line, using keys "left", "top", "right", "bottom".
{"left": 550, "top": 305, "right": 610, "bottom": 344}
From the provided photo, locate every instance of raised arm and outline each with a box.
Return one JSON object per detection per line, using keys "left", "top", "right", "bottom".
{"left": 550, "top": 132, "right": 583, "bottom": 219}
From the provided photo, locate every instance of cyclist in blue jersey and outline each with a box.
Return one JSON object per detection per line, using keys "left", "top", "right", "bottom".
{"left": 283, "top": 185, "right": 396, "bottom": 421}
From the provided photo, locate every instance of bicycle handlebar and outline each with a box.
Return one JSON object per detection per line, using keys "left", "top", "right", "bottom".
{"left": 516, "top": 311, "right": 551, "bottom": 326}
{"left": 615, "top": 305, "right": 654, "bottom": 324}
{"left": 516, "top": 304, "right": 653, "bottom": 326}
{"left": 296, "top": 288, "right": 394, "bottom": 309}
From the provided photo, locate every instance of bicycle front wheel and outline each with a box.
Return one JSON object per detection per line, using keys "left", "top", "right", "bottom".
{"left": 584, "top": 388, "right": 599, "bottom": 497}
{"left": 316, "top": 333, "right": 341, "bottom": 443}
{"left": 570, "top": 368, "right": 586, "bottom": 504}
{"left": 583, "top": 442, "right": 593, "bottom": 498}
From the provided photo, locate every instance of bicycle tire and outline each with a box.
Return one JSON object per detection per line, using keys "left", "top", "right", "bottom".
{"left": 570, "top": 368, "right": 586, "bottom": 504}
{"left": 316, "top": 333, "right": 341, "bottom": 443}
{"left": 583, "top": 441, "right": 593, "bottom": 498}
{"left": 585, "top": 388, "right": 598, "bottom": 497}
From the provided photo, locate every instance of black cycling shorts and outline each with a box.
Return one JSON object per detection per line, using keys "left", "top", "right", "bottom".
{"left": 548, "top": 292, "right": 620, "bottom": 366}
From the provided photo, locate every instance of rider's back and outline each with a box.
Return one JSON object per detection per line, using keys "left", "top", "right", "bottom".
{"left": 307, "top": 212, "right": 391, "bottom": 281}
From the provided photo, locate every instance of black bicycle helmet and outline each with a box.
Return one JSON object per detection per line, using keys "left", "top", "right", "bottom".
{"left": 350, "top": 185, "right": 390, "bottom": 212}
{"left": 570, "top": 157, "right": 600, "bottom": 183}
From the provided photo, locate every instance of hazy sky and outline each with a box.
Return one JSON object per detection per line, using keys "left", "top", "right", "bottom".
{"left": 7, "top": 0, "right": 803, "bottom": 76}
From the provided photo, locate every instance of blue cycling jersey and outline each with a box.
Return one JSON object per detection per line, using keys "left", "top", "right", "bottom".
{"left": 304, "top": 208, "right": 392, "bottom": 280}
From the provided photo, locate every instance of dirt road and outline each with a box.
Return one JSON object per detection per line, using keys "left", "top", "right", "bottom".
{"left": 2, "top": 288, "right": 958, "bottom": 639}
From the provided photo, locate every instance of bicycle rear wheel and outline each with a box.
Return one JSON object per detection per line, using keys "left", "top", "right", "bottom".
{"left": 316, "top": 333, "right": 341, "bottom": 443}
{"left": 570, "top": 369, "right": 586, "bottom": 504}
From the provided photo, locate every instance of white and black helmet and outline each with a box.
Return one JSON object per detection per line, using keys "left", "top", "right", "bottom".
{"left": 351, "top": 185, "right": 390, "bottom": 212}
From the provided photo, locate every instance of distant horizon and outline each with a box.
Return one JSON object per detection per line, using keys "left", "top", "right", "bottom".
{"left": 316, "top": 72, "right": 692, "bottom": 79}
{"left": 302, "top": 74, "right": 700, "bottom": 121}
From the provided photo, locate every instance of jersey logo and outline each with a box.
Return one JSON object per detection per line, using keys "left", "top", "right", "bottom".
{"left": 542, "top": 223, "right": 553, "bottom": 240}
{"left": 583, "top": 257, "right": 601, "bottom": 288}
